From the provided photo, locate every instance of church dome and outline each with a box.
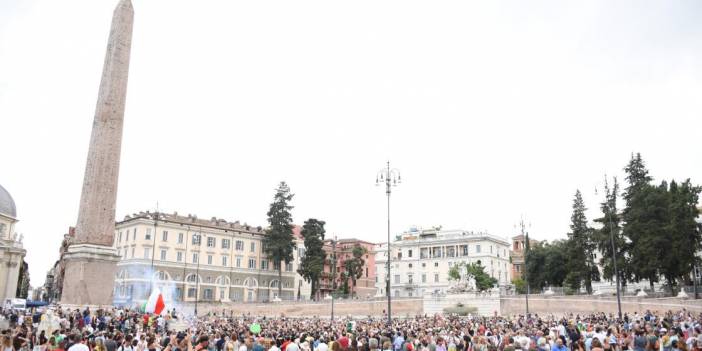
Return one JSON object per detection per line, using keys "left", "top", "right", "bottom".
{"left": 0, "top": 184, "right": 17, "bottom": 218}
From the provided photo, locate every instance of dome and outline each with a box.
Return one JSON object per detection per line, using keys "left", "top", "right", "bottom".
{"left": 0, "top": 184, "right": 17, "bottom": 218}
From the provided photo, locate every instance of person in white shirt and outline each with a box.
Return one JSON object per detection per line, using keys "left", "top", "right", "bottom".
{"left": 68, "top": 335, "right": 89, "bottom": 351}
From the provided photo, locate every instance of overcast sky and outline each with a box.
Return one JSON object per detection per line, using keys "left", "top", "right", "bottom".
{"left": 1, "top": 0, "right": 701, "bottom": 287}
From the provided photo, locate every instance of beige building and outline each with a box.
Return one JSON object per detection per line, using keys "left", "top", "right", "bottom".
{"left": 0, "top": 184, "right": 27, "bottom": 302}
{"left": 113, "top": 211, "right": 308, "bottom": 305}
{"left": 376, "top": 227, "right": 511, "bottom": 298}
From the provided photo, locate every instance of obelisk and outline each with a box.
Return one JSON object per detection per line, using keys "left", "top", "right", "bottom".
{"left": 61, "top": 0, "right": 133, "bottom": 306}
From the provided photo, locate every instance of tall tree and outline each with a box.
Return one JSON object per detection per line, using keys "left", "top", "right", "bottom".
{"left": 297, "top": 218, "right": 327, "bottom": 301}
{"left": 671, "top": 180, "right": 702, "bottom": 287}
{"left": 343, "top": 245, "right": 367, "bottom": 297}
{"left": 525, "top": 239, "right": 569, "bottom": 290}
{"left": 593, "top": 177, "right": 631, "bottom": 286}
{"left": 661, "top": 180, "right": 702, "bottom": 289}
{"left": 621, "top": 153, "right": 659, "bottom": 288}
{"left": 263, "top": 182, "right": 296, "bottom": 299}
{"left": 565, "top": 190, "right": 599, "bottom": 293}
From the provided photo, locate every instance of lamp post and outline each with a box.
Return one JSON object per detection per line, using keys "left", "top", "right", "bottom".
{"left": 596, "top": 177, "right": 622, "bottom": 319}
{"left": 376, "top": 161, "right": 401, "bottom": 326}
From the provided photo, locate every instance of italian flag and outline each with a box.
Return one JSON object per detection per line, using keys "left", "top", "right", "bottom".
{"left": 145, "top": 288, "right": 166, "bottom": 315}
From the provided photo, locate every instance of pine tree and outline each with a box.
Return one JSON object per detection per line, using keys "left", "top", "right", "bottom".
{"left": 263, "top": 182, "right": 296, "bottom": 299}
{"left": 663, "top": 180, "right": 702, "bottom": 289}
{"left": 565, "top": 190, "right": 599, "bottom": 293}
{"left": 593, "top": 177, "right": 630, "bottom": 286}
{"left": 621, "top": 153, "right": 659, "bottom": 288}
{"left": 297, "top": 218, "right": 327, "bottom": 301}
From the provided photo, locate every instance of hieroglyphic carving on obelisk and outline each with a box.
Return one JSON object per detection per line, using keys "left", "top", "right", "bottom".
{"left": 61, "top": 0, "right": 133, "bottom": 306}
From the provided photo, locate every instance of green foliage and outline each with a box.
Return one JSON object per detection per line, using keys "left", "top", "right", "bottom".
{"left": 525, "top": 240, "right": 568, "bottom": 290}
{"left": 448, "top": 261, "right": 497, "bottom": 292}
{"left": 564, "top": 190, "right": 599, "bottom": 294}
{"left": 342, "top": 245, "right": 367, "bottom": 296}
{"left": 593, "top": 177, "right": 631, "bottom": 286}
{"left": 448, "top": 265, "right": 461, "bottom": 281}
{"left": 263, "top": 181, "right": 297, "bottom": 298}
{"left": 512, "top": 277, "right": 527, "bottom": 294}
{"left": 298, "top": 218, "right": 327, "bottom": 301}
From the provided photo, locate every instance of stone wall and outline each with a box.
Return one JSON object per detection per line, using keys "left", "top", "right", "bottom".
{"left": 500, "top": 296, "right": 702, "bottom": 316}
{"left": 172, "top": 298, "right": 423, "bottom": 318}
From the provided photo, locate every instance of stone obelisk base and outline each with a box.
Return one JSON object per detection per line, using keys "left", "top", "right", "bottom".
{"left": 60, "top": 244, "right": 121, "bottom": 306}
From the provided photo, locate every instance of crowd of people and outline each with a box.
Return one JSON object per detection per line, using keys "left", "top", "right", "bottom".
{"left": 2, "top": 306, "right": 702, "bottom": 351}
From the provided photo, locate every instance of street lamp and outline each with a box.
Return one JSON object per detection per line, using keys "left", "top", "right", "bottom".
{"left": 376, "top": 161, "right": 401, "bottom": 326}
{"left": 597, "top": 177, "right": 622, "bottom": 320}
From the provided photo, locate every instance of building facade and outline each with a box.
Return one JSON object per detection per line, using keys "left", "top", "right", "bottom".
{"left": 318, "top": 238, "right": 376, "bottom": 299}
{"left": 375, "top": 227, "right": 511, "bottom": 298}
{"left": 0, "top": 184, "right": 27, "bottom": 302}
{"left": 510, "top": 233, "right": 540, "bottom": 280}
{"left": 113, "top": 211, "right": 308, "bottom": 304}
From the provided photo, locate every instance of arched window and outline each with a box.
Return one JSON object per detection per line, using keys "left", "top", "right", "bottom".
{"left": 270, "top": 280, "right": 280, "bottom": 288}
{"left": 215, "top": 276, "right": 231, "bottom": 286}
{"left": 185, "top": 274, "right": 200, "bottom": 283}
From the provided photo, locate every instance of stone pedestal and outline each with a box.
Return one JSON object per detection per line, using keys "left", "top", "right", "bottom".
{"left": 60, "top": 244, "right": 121, "bottom": 305}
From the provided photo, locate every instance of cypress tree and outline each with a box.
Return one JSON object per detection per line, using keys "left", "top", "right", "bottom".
{"left": 263, "top": 181, "right": 296, "bottom": 299}
{"left": 298, "top": 218, "right": 327, "bottom": 301}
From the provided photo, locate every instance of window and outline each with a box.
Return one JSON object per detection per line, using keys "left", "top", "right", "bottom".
{"left": 398, "top": 252, "right": 402, "bottom": 260}
{"left": 408, "top": 274, "right": 413, "bottom": 284}
{"left": 250, "top": 242, "right": 256, "bottom": 253}
{"left": 236, "top": 257, "right": 241, "bottom": 268}
{"left": 160, "top": 249, "right": 167, "bottom": 260}
{"left": 145, "top": 228, "right": 151, "bottom": 240}
{"left": 408, "top": 249, "right": 413, "bottom": 258}
{"left": 285, "top": 263, "right": 293, "bottom": 272}
{"left": 434, "top": 262, "right": 439, "bottom": 267}
{"left": 187, "top": 288, "right": 197, "bottom": 298}
{"left": 394, "top": 275, "right": 400, "bottom": 284}
{"left": 422, "top": 274, "right": 427, "bottom": 283}
{"left": 204, "top": 288, "right": 213, "bottom": 300}
{"left": 192, "top": 253, "right": 199, "bottom": 264}
{"left": 408, "top": 263, "right": 413, "bottom": 268}
{"left": 177, "top": 252, "right": 183, "bottom": 262}
{"left": 461, "top": 245, "right": 469, "bottom": 256}
{"left": 192, "top": 234, "right": 201, "bottom": 245}
{"left": 476, "top": 245, "right": 481, "bottom": 253}
{"left": 125, "top": 230, "right": 129, "bottom": 242}
{"left": 248, "top": 258, "right": 256, "bottom": 269}
{"left": 207, "top": 255, "right": 213, "bottom": 265}
{"left": 220, "top": 290, "right": 225, "bottom": 300}
{"left": 222, "top": 239, "right": 230, "bottom": 249}
{"left": 222, "top": 256, "right": 228, "bottom": 267}
{"left": 422, "top": 263, "right": 426, "bottom": 268}
{"left": 144, "top": 248, "right": 150, "bottom": 259}
{"left": 434, "top": 273, "right": 439, "bottom": 283}
{"left": 118, "top": 231, "right": 122, "bottom": 243}
{"left": 131, "top": 247, "right": 135, "bottom": 258}
{"left": 162, "top": 231, "right": 168, "bottom": 242}
{"left": 187, "top": 274, "right": 197, "bottom": 283}
{"left": 274, "top": 262, "right": 281, "bottom": 271}
{"left": 178, "top": 232, "right": 184, "bottom": 244}
{"left": 261, "top": 260, "right": 269, "bottom": 270}
{"left": 490, "top": 245, "right": 493, "bottom": 254}
{"left": 207, "top": 237, "right": 216, "bottom": 248}
{"left": 236, "top": 240, "right": 244, "bottom": 251}
{"left": 298, "top": 248, "right": 306, "bottom": 258}
{"left": 132, "top": 229, "right": 136, "bottom": 241}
